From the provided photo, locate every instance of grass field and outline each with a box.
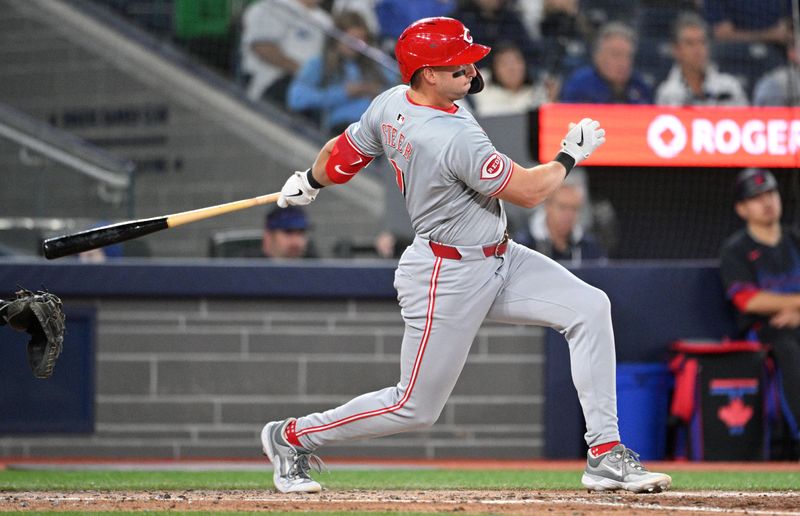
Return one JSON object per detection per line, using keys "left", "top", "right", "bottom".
{"left": 0, "top": 468, "right": 799, "bottom": 491}
{"left": 1, "top": 466, "right": 798, "bottom": 514}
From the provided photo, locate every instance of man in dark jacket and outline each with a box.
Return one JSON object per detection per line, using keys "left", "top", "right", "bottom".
{"left": 719, "top": 168, "right": 800, "bottom": 459}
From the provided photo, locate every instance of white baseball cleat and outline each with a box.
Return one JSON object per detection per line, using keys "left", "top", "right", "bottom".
{"left": 261, "top": 418, "right": 323, "bottom": 493}
{"left": 581, "top": 444, "right": 672, "bottom": 493}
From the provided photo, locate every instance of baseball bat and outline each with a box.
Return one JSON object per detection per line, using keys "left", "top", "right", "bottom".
{"left": 42, "top": 192, "right": 281, "bottom": 260}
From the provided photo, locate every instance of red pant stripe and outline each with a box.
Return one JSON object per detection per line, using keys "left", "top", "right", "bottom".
{"left": 296, "top": 257, "right": 443, "bottom": 437}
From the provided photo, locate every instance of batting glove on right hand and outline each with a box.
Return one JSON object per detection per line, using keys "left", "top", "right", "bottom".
{"left": 560, "top": 118, "right": 606, "bottom": 165}
{"left": 277, "top": 169, "right": 319, "bottom": 208}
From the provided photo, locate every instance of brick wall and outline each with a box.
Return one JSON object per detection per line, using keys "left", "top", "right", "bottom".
{"left": 1, "top": 297, "right": 545, "bottom": 459}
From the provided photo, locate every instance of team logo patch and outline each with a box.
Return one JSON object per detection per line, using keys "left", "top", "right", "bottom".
{"left": 480, "top": 153, "right": 505, "bottom": 180}
{"left": 397, "top": 113, "right": 405, "bottom": 124}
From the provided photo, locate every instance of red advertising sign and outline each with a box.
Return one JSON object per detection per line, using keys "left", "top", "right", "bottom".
{"left": 538, "top": 104, "right": 800, "bottom": 168}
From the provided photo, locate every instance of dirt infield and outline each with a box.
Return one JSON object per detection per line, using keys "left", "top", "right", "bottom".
{"left": 2, "top": 489, "right": 800, "bottom": 514}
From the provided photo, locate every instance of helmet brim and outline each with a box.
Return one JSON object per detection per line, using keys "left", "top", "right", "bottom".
{"left": 446, "top": 43, "right": 491, "bottom": 68}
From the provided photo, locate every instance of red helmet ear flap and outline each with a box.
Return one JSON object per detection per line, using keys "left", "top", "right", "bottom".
{"left": 468, "top": 69, "right": 484, "bottom": 94}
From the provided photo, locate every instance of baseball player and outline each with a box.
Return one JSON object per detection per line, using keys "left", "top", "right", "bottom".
{"left": 262, "top": 17, "right": 672, "bottom": 494}
{"left": 720, "top": 169, "right": 800, "bottom": 459}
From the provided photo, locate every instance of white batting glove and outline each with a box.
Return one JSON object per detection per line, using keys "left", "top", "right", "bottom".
{"left": 560, "top": 118, "right": 606, "bottom": 164}
{"left": 277, "top": 169, "right": 319, "bottom": 208}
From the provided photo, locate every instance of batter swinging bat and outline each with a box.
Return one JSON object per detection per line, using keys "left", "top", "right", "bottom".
{"left": 42, "top": 192, "right": 281, "bottom": 260}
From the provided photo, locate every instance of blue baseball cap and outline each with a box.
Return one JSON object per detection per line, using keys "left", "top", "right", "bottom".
{"left": 265, "top": 206, "right": 308, "bottom": 231}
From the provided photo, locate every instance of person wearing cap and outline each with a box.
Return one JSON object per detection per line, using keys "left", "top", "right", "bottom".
{"left": 719, "top": 168, "right": 800, "bottom": 459}
{"left": 262, "top": 206, "right": 314, "bottom": 259}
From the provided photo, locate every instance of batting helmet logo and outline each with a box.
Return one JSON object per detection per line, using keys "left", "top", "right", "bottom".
{"left": 395, "top": 17, "right": 491, "bottom": 84}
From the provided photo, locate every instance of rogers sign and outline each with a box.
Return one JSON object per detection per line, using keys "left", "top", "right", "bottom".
{"left": 539, "top": 104, "right": 800, "bottom": 168}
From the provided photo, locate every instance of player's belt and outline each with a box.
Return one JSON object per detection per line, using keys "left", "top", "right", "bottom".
{"left": 429, "top": 233, "right": 508, "bottom": 260}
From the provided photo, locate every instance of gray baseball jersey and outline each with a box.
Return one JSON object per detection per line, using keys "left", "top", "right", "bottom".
{"left": 348, "top": 85, "right": 511, "bottom": 246}
{"left": 292, "top": 85, "right": 619, "bottom": 452}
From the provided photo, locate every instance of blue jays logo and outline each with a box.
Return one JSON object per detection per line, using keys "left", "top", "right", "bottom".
{"left": 710, "top": 378, "right": 757, "bottom": 436}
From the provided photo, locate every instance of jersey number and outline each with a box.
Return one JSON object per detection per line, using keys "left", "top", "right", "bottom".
{"left": 389, "top": 158, "right": 406, "bottom": 197}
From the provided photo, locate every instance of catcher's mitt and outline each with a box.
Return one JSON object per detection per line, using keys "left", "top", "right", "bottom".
{"left": 1, "top": 289, "right": 65, "bottom": 378}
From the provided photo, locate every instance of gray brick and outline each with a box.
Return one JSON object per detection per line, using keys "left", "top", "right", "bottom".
{"left": 452, "top": 361, "right": 544, "bottom": 395}
{"left": 96, "top": 360, "right": 151, "bottom": 395}
{"left": 264, "top": 316, "right": 331, "bottom": 327}
{"left": 431, "top": 444, "right": 542, "bottom": 459}
{"left": 98, "top": 331, "right": 243, "bottom": 353}
{"left": 450, "top": 401, "right": 542, "bottom": 425}
{"left": 99, "top": 299, "right": 203, "bottom": 314}
{"left": 306, "top": 361, "right": 398, "bottom": 395}
{"left": 206, "top": 299, "right": 348, "bottom": 314}
{"left": 349, "top": 300, "right": 402, "bottom": 313}
{"left": 247, "top": 333, "right": 376, "bottom": 354}
{"left": 379, "top": 333, "right": 405, "bottom": 355}
{"left": 97, "top": 401, "right": 215, "bottom": 424}
{"left": 25, "top": 444, "right": 177, "bottom": 458}
{"left": 472, "top": 428, "right": 542, "bottom": 439}
{"left": 195, "top": 429, "right": 260, "bottom": 440}
{"left": 221, "top": 401, "right": 347, "bottom": 424}
{"left": 317, "top": 444, "right": 429, "bottom": 459}
{"left": 179, "top": 444, "right": 263, "bottom": 459}
{"left": 0, "top": 444, "right": 25, "bottom": 457}
{"left": 98, "top": 314, "right": 186, "bottom": 327}
{"left": 485, "top": 334, "right": 545, "bottom": 355}
{"left": 330, "top": 319, "right": 404, "bottom": 329}
{"left": 157, "top": 360, "right": 299, "bottom": 395}
{"left": 185, "top": 313, "right": 270, "bottom": 325}
{"left": 95, "top": 429, "right": 193, "bottom": 440}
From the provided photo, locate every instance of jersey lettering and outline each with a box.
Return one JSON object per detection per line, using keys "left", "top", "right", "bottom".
{"left": 389, "top": 158, "right": 406, "bottom": 197}
{"left": 381, "top": 122, "right": 414, "bottom": 161}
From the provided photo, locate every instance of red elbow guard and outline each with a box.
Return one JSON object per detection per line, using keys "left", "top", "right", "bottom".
{"left": 326, "top": 132, "right": 373, "bottom": 184}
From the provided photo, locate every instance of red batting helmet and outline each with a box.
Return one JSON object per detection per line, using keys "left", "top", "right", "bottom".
{"left": 395, "top": 17, "right": 491, "bottom": 87}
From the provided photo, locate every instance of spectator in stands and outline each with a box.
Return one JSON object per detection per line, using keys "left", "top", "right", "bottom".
{"left": 656, "top": 13, "right": 748, "bottom": 106}
{"left": 375, "top": 0, "right": 456, "bottom": 48}
{"left": 514, "top": 175, "right": 606, "bottom": 265}
{"left": 262, "top": 206, "right": 314, "bottom": 259}
{"left": 719, "top": 168, "right": 800, "bottom": 459}
{"left": 450, "top": 0, "right": 540, "bottom": 69}
{"left": 333, "top": 0, "right": 380, "bottom": 36}
{"left": 287, "top": 11, "right": 395, "bottom": 135}
{"left": 472, "top": 42, "right": 550, "bottom": 117}
{"left": 703, "top": 0, "right": 794, "bottom": 45}
{"left": 240, "top": 0, "right": 332, "bottom": 105}
{"left": 560, "top": 22, "right": 653, "bottom": 104}
{"left": 754, "top": 40, "right": 800, "bottom": 106}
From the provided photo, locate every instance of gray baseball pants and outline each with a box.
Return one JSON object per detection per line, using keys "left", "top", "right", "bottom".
{"left": 294, "top": 238, "right": 620, "bottom": 450}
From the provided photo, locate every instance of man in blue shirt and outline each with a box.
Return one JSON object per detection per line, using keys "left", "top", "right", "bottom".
{"left": 560, "top": 22, "right": 653, "bottom": 104}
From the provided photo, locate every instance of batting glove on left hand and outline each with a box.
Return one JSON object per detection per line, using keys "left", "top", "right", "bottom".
{"left": 560, "top": 118, "right": 606, "bottom": 164}
{"left": 277, "top": 169, "right": 319, "bottom": 208}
